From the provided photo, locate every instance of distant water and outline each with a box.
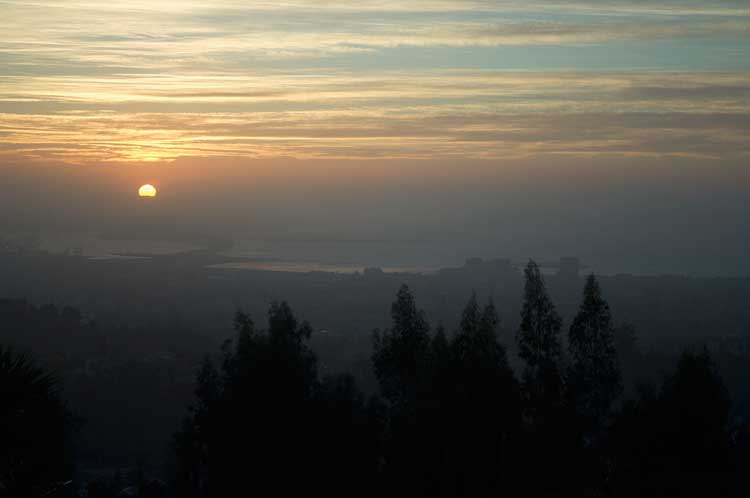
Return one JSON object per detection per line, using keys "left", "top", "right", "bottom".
{"left": 8, "top": 232, "right": 744, "bottom": 277}
{"left": 217, "top": 239, "right": 465, "bottom": 273}
{"left": 209, "top": 261, "right": 438, "bottom": 274}
{"left": 31, "top": 234, "right": 450, "bottom": 273}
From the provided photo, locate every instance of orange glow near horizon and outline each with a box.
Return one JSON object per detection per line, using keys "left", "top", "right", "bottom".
{"left": 138, "top": 184, "right": 157, "bottom": 197}
{"left": 1, "top": 2, "right": 749, "bottom": 165}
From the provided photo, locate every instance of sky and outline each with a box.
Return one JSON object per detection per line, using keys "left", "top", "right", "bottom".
{"left": 1, "top": 1, "right": 749, "bottom": 275}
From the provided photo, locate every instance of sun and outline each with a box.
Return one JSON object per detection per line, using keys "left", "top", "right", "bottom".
{"left": 138, "top": 184, "right": 157, "bottom": 197}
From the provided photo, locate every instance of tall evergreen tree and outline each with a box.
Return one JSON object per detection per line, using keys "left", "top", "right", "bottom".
{"left": 516, "top": 260, "right": 564, "bottom": 412}
{"left": 172, "top": 357, "right": 219, "bottom": 498}
{"left": 517, "top": 261, "right": 563, "bottom": 368}
{"left": 454, "top": 294, "right": 511, "bottom": 380}
{"left": 372, "top": 284, "right": 431, "bottom": 407}
{"left": 175, "top": 303, "right": 316, "bottom": 496}
{"left": 568, "top": 274, "right": 622, "bottom": 434}
{"left": 372, "top": 285, "right": 433, "bottom": 496}
{"left": 446, "top": 294, "right": 520, "bottom": 497}
{"left": 515, "top": 261, "right": 571, "bottom": 496}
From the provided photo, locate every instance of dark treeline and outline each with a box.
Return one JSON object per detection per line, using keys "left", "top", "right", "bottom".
{"left": 170, "top": 261, "right": 749, "bottom": 497}
{"left": 3, "top": 260, "right": 750, "bottom": 497}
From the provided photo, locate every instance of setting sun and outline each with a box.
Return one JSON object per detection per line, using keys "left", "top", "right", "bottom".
{"left": 138, "top": 184, "right": 157, "bottom": 197}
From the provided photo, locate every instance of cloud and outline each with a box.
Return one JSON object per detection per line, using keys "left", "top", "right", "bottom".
{"left": 2, "top": 0, "right": 749, "bottom": 73}
{"left": 2, "top": 1, "right": 749, "bottom": 164}
{"left": 2, "top": 71, "right": 749, "bottom": 163}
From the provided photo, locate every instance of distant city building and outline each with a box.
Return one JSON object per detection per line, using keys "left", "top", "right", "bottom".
{"left": 363, "top": 267, "right": 385, "bottom": 277}
{"left": 464, "top": 257, "right": 484, "bottom": 269}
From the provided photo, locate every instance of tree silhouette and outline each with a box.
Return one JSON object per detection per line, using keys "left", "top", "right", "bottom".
{"left": 173, "top": 303, "right": 318, "bottom": 496}
{"left": 372, "top": 284, "right": 431, "bottom": 408}
{"left": 568, "top": 274, "right": 622, "bottom": 437}
{"left": 610, "top": 349, "right": 732, "bottom": 497}
{"left": 372, "top": 285, "right": 432, "bottom": 495}
{"left": 174, "top": 302, "right": 380, "bottom": 498}
{"left": 0, "top": 346, "right": 75, "bottom": 498}
{"left": 516, "top": 260, "right": 565, "bottom": 420}
{"left": 562, "top": 275, "right": 623, "bottom": 496}
{"left": 172, "top": 357, "right": 218, "bottom": 497}
{"left": 442, "top": 294, "right": 521, "bottom": 497}
{"left": 515, "top": 260, "right": 572, "bottom": 496}
{"left": 163, "top": 280, "right": 746, "bottom": 497}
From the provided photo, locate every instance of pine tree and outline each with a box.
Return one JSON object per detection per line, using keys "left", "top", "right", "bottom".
{"left": 515, "top": 261, "right": 570, "bottom": 496}
{"left": 438, "top": 293, "right": 520, "bottom": 497}
{"left": 174, "top": 302, "right": 321, "bottom": 497}
{"left": 518, "top": 261, "right": 562, "bottom": 368}
{"left": 454, "top": 294, "right": 507, "bottom": 372}
{"left": 372, "top": 285, "right": 432, "bottom": 495}
{"left": 517, "top": 260, "right": 564, "bottom": 411}
{"left": 568, "top": 274, "right": 622, "bottom": 433}
{"left": 372, "top": 284, "right": 431, "bottom": 406}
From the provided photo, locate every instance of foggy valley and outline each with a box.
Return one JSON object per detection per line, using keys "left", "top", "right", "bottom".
{"left": 3, "top": 0, "right": 750, "bottom": 496}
